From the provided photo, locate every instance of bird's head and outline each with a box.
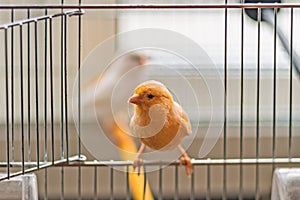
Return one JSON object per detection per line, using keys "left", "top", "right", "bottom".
{"left": 129, "top": 80, "right": 173, "bottom": 112}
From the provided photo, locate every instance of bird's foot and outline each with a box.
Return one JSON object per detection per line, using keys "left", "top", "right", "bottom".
{"left": 180, "top": 154, "right": 193, "bottom": 176}
{"left": 133, "top": 158, "right": 144, "bottom": 176}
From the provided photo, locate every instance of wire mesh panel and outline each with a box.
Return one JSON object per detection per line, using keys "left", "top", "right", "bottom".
{"left": 0, "top": 7, "right": 84, "bottom": 178}
{"left": 0, "top": 2, "right": 300, "bottom": 200}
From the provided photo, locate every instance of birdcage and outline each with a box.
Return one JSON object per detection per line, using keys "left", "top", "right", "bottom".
{"left": 0, "top": 1, "right": 300, "bottom": 200}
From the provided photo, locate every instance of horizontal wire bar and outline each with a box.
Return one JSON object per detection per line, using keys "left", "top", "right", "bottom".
{"left": 1, "top": 157, "right": 300, "bottom": 168}
{"left": 0, "top": 9, "right": 84, "bottom": 30}
{"left": 0, "top": 3, "right": 299, "bottom": 10}
{"left": 0, "top": 155, "right": 85, "bottom": 181}
{"left": 53, "top": 158, "right": 300, "bottom": 166}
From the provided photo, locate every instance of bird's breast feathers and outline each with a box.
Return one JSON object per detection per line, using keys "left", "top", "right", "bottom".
{"left": 130, "top": 102, "right": 192, "bottom": 150}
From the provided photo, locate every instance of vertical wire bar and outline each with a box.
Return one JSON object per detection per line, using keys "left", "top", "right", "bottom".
{"left": 78, "top": 166, "right": 81, "bottom": 200}
{"left": 44, "top": 169, "right": 48, "bottom": 200}
{"left": 77, "top": 0, "right": 82, "bottom": 198}
{"left": 207, "top": 164, "right": 211, "bottom": 200}
{"left": 143, "top": 166, "right": 147, "bottom": 200}
{"left": 5, "top": 28, "right": 10, "bottom": 179}
{"left": 60, "top": 0, "right": 65, "bottom": 161}
{"left": 223, "top": 1, "right": 228, "bottom": 199}
{"left": 239, "top": 6, "right": 244, "bottom": 200}
{"left": 255, "top": 8, "right": 261, "bottom": 200}
{"left": 49, "top": 17, "right": 54, "bottom": 164}
{"left": 34, "top": 20, "right": 40, "bottom": 169}
{"left": 272, "top": 8, "right": 278, "bottom": 170}
{"left": 174, "top": 165, "right": 178, "bottom": 200}
{"left": 27, "top": 9, "right": 31, "bottom": 162}
{"left": 110, "top": 167, "right": 114, "bottom": 200}
{"left": 190, "top": 165, "right": 195, "bottom": 200}
{"left": 126, "top": 166, "right": 130, "bottom": 200}
{"left": 19, "top": 24, "right": 25, "bottom": 174}
{"left": 288, "top": 8, "right": 294, "bottom": 159}
{"left": 63, "top": 14, "right": 69, "bottom": 162}
{"left": 61, "top": 167, "right": 64, "bottom": 200}
{"left": 11, "top": 9, "right": 15, "bottom": 162}
{"left": 60, "top": 4, "right": 65, "bottom": 200}
{"left": 78, "top": 0, "right": 82, "bottom": 159}
{"left": 44, "top": 9, "right": 48, "bottom": 163}
{"left": 158, "top": 165, "right": 162, "bottom": 200}
{"left": 77, "top": 2, "right": 82, "bottom": 198}
{"left": 94, "top": 166, "right": 98, "bottom": 200}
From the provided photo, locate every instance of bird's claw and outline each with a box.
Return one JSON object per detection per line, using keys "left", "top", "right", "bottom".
{"left": 180, "top": 155, "right": 193, "bottom": 176}
{"left": 133, "top": 158, "right": 144, "bottom": 176}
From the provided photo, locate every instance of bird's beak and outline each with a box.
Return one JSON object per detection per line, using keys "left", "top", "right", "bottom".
{"left": 129, "top": 94, "right": 141, "bottom": 105}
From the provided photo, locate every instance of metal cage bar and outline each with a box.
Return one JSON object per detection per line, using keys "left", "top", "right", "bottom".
{"left": 44, "top": 9, "right": 48, "bottom": 164}
{"left": 19, "top": 22, "right": 25, "bottom": 174}
{"left": 289, "top": 8, "right": 294, "bottom": 160}
{"left": 1, "top": 3, "right": 300, "bottom": 9}
{"left": 223, "top": 1, "right": 228, "bottom": 199}
{"left": 0, "top": 2, "right": 300, "bottom": 200}
{"left": 34, "top": 19, "right": 40, "bottom": 170}
{"left": 239, "top": 6, "right": 245, "bottom": 200}
{"left": 4, "top": 28, "right": 10, "bottom": 179}
{"left": 272, "top": 7, "right": 278, "bottom": 171}
{"left": 27, "top": 8, "right": 31, "bottom": 164}
{"left": 10, "top": 9, "right": 15, "bottom": 163}
{"left": 255, "top": 8, "right": 261, "bottom": 200}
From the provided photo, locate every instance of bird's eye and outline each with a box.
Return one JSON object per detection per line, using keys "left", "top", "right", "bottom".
{"left": 147, "top": 94, "right": 154, "bottom": 99}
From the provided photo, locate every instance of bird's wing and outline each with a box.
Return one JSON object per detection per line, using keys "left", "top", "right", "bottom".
{"left": 173, "top": 102, "right": 192, "bottom": 135}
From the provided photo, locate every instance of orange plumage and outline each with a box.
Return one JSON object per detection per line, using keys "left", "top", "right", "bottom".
{"left": 129, "top": 80, "right": 193, "bottom": 175}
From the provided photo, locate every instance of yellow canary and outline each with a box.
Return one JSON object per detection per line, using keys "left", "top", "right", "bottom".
{"left": 129, "top": 80, "right": 193, "bottom": 175}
